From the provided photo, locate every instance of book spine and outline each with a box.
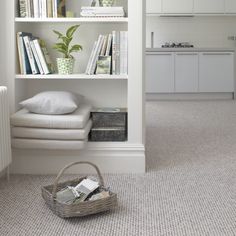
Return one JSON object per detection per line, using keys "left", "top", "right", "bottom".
{"left": 26, "top": 0, "right": 31, "bottom": 17}
{"left": 116, "top": 31, "right": 120, "bottom": 75}
{"left": 105, "top": 34, "right": 112, "bottom": 56}
{"left": 47, "top": 0, "right": 53, "bottom": 17}
{"left": 30, "top": 0, "right": 34, "bottom": 17}
{"left": 39, "top": 40, "right": 55, "bottom": 73}
{"left": 30, "top": 40, "right": 44, "bottom": 74}
{"left": 33, "top": 39, "right": 50, "bottom": 74}
{"left": 53, "top": 0, "right": 57, "bottom": 17}
{"left": 33, "top": 0, "right": 39, "bottom": 18}
{"left": 41, "top": 0, "right": 47, "bottom": 18}
{"left": 124, "top": 32, "right": 128, "bottom": 74}
{"left": 19, "top": 0, "right": 27, "bottom": 17}
{"left": 16, "top": 33, "right": 25, "bottom": 74}
{"left": 23, "top": 36, "right": 39, "bottom": 74}
{"left": 100, "top": 35, "right": 108, "bottom": 56}
{"left": 20, "top": 34, "right": 32, "bottom": 74}
{"left": 112, "top": 31, "right": 116, "bottom": 75}
{"left": 89, "top": 35, "right": 104, "bottom": 75}
{"left": 85, "top": 41, "right": 97, "bottom": 75}
{"left": 120, "top": 31, "right": 128, "bottom": 75}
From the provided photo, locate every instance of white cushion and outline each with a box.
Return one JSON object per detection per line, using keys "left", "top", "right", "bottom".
{"left": 11, "top": 138, "right": 87, "bottom": 150}
{"left": 10, "top": 103, "right": 92, "bottom": 129}
{"left": 19, "top": 91, "right": 83, "bottom": 115}
{"left": 11, "top": 120, "right": 92, "bottom": 140}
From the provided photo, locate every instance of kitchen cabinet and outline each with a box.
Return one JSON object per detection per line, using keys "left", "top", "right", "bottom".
{"left": 225, "top": 0, "right": 236, "bottom": 13}
{"left": 146, "top": 53, "right": 175, "bottom": 93}
{"left": 199, "top": 52, "right": 234, "bottom": 92}
{"left": 194, "top": 0, "right": 225, "bottom": 13}
{"left": 162, "top": 0, "right": 193, "bottom": 13}
{"left": 175, "top": 53, "right": 199, "bottom": 92}
{"left": 146, "top": 0, "right": 162, "bottom": 14}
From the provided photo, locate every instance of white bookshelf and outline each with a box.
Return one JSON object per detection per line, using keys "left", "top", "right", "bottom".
{"left": 5, "top": 0, "right": 145, "bottom": 174}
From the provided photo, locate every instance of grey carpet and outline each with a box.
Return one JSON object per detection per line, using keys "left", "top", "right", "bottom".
{"left": 0, "top": 101, "right": 236, "bottom": 236}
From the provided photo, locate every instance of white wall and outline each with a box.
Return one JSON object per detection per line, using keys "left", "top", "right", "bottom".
{"left": 0, "top": 0, "right": 6, "bottom": 86}
{"left": 146, "top": 16, "right": 236, "bottom": 48}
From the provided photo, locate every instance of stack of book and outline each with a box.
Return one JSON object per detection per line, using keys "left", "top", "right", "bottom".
{"left": 80, "top": 7, "right": 125, "bottom": 17}
{"left": 86, "top": 31, "right": 128, "bottom": 75}
{"left": 18, "top": 0, "right": 66, "bottom": 18}
{"left": 17, "top": 32, "right": 55, "bottom": 75}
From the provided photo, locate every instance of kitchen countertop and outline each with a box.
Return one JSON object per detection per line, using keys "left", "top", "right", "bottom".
{"left": 146, "top": 47, "right": 235, "bottom": 52}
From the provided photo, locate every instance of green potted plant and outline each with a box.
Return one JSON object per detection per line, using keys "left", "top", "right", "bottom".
{"left": 99, "top": 0, "right": 114, "bottom": 7}
{"left": 53, "top": 25, "right": 82, "bottom": 75}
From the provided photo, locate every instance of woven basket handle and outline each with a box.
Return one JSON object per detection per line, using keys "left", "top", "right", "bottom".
{"left": 52, "top": 161, "right": 104, "bottom": 200}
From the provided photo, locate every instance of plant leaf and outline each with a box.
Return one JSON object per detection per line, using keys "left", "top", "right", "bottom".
{"left": 61, "top": 36, "right": 72, "bottom": 46}
{"left": 69, "top": 44, "right": 83, "bottom": 54}
{"left": 53, "top": 30, "right": 63, "bottom": 39}
{"left": 66, "top": 25, "right": 80, "bottom": 38}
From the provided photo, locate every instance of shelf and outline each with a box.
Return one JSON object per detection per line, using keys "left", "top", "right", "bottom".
{"left": 15, "top": 74, "right": 128, "bottom": 80}
{"left": 15, "top": 17, "right": 128, "bottom": 23}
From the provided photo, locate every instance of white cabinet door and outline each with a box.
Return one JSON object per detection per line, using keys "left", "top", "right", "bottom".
{"left": 146, "top": 0, "right": 162, "bottom": 14}
{"left": 225, "top": 0, "right": 236, "bottom": 13}
{"left": 146, "top": 53, "right": 175, "bottom": 93}
{"left": 199, "top": 52, "right": 234, "bottom": 92}
{"left": 194, "top": 0, "right": 224, "bottom": 13}
{"left": 175, "top": 53, "right": 199, "bottom": 93}
{"left": 163, "top": 0, "right": 193, "bottom": 13}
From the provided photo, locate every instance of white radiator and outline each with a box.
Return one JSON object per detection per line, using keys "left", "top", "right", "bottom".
{"left": 0, "top": 87, "right": 12, "bottom": 173}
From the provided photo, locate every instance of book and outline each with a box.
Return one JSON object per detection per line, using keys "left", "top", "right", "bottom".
{"left": 30, "top": 38, "right": 44, "bottom": 74}
{"left": 33, "top": 39, "right": 50, "bottom": 74}
{"left": 112, "top": 31, "right": 120, "bottom": 75}
{"left": 47, "top": 0, "right": 53, "bottom": 17}
{"left": 100, "top": 35, "right": 108, "bottom": 56}
{"left": 105, "top": 34, "right": 112, "bottom": 56}
{"left": 89, "top": 35, "right": 104, "bottom": 74}
{"left": 41, "top": 0, "right": 47, "bottom": 18}
{"left": 23, "top": 36, "right": 39, "bottom": 74}
{"left": 26, "top": 0, "right": 31, "bottom": 17}
{"left": 19, "top": 0, "right": 27, "bottom": 17}
{"left": 39, "top": 39, "right": 55, "bottom": 73}
{"left": 85, "top": 41, "right": 97, "bottom": 75}
{"left": 120, "top": 31, "right": 128, "bottom": 75}
{"left": 80, "top": 7, "right": 125, "bottom": 17}
{"left": 17, "top": 32, "right": 33, "bottom": 74}
{"left": 33, "top": 0, "right": 40, "bottom": 17}
{"left": 96, "top": 56, "right": 111, "bottom": 74}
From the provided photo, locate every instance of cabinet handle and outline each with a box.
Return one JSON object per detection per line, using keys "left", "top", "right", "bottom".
{"left": 176, "top": 53, "right": 198, "bottom": 55}
{"left": 146, "top": 53, "right": 173, "bottom": 55}
{"left": 202, "top": 52, "right": 233, "bottom": 55}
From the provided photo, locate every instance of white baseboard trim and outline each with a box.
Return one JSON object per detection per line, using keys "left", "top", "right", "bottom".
{"left": 11, "top": 143, "right": 146, "bottom": 174}
{"left": 146, "top": 93, "right": 234, "bottom": 101}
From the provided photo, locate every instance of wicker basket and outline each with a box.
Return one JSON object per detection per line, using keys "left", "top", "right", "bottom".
{"left": 41, "top": 161, "right": 117, "bottom": 218}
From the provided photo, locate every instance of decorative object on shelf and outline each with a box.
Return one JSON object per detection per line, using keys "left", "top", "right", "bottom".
{"left": 89, "top": 108, "right": 127, "bottom": 141}
{"left": 99, "top": 0, "right": 114, "bottom": 7}
{"left": 53, "top": 25, "right": 83, "bottom": 74}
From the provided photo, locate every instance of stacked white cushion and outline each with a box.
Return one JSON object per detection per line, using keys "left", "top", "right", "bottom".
{"left": 12, "top": 120, "right": 92, "bottom": 140}
{"left": 11, "top": 103, "right": 92, "bottom": 129}
{"left": 11, "top": 103, "right": 92, "bottom": 150}
{"left": 11, "top": 139, "right": 87, "bottom": 150}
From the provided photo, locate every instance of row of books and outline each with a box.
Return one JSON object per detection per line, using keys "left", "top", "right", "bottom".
{"left": 17, "top": 32, "right": 55, "bottom": 75}
{"left": 80, "top": 7, "right": 125, "bottom": 17}
{"left": 18, "top": 0, "right": 66, "bottom": 18}
{"left": 86, "top": 31, "right": 128, "bottom": 75}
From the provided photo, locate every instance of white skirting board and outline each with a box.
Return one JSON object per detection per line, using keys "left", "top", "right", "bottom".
{"left": 11, "top": 143, "right": 146, "bottom": 174}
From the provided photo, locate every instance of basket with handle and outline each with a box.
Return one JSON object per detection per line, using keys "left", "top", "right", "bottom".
{"left": 41, "top": 161, "right": 117, "bottom": 218}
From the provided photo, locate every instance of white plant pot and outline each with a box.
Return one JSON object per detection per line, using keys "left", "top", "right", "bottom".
{"left": 57, "top": 58, "right": 75, "bottom": 75}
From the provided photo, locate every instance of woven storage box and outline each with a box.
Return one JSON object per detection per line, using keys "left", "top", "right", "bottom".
{"left": 91, "top": 108, "right": 127, "bottom": 128}
{"left": 42, "top": 161, "right": 117, "bottom": 218}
